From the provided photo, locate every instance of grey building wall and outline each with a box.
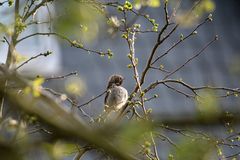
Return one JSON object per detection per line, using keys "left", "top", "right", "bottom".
{"left": 59, "top": 0, "right": 240, "bottom": 118}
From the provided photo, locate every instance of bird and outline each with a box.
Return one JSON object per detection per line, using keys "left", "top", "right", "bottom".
{"left": 101, "top": 74, "right": 128, "bottom": 121}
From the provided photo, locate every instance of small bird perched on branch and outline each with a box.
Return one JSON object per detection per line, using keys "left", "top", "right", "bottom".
{"left": 101, "top": 74, "right": 128, "bottom": 121}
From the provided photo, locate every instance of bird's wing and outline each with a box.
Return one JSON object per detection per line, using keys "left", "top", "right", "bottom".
{"left": 104, "top": 89, "right": 111, "bottom": 105}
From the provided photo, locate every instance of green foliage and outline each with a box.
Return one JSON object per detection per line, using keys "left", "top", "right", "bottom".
{"left": 116, "top": 121, "right": 153, "bottom": 153}
{"left": 195, "top": 90, "right": 221, "bottom": 121}
{"left": 124, "top": 1, "right": 133, "bottom": 10}
{"left": 134, "top": 0, "right": 160, "bottom": 9}
{"left": 8, "top": 0, "right": 14, "bottom": 6}
{"left": 173, "top": 138, "right": 215, "bottom": 160}
{"left": 54, "top": 1, "right": 105, "bottom": 43}
{"left": 24, "top": 77, "right": 45, "bottom": 97}
{"left": 15, "top": 16, "right": 26, "bottom": 35}
{"left": 175, "top": 0, "right": 215, "bottom": 27}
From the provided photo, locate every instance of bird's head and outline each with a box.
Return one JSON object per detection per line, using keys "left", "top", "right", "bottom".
{"left": 107, "top": 74, "right": 124, "bottom": 88}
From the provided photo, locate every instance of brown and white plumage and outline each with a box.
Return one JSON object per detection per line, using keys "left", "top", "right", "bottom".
{"left": 102, "top": 74, "right": 128, "bottom": 120}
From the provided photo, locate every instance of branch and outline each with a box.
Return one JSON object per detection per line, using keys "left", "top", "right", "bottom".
{"left": 138, "top": 2, "right": 171, "bottom": 89}
{"left": 23, "top": 0, "right": 54, "bottom": 22}
{"left": 0, "top": 0, "right": 8, "bottom": 6}
{"left": 163, "top": 83, "right": 195, "bottom": 99}
{"left": 45, "top": 71, "right": 78, "bottom": 81}
{"left": 151, "top": 17, "right": 210, "bottom": 65}
{"left": 154, "top": 111, "right": 240, "bottom": 126}
{"left": 77, "top": 90, "right": 107, "bottom": 108}
{"left": 136, "top": 0, "right": 203, "bottom": 91}
{"left": 225, "top": 151, "right": 240, "bottom": 159}
{"left": 44, "top": 88, "right": 94, "bottom": 122}
{"left": 15, "top": 51, "right": 52, "bottom": 70}
{"left": 150, "top": 132, "right": 160, "bottom": 160}
{"left": 163, "top": 35, "right": 218, "bottom": 80}
{"left": 17, "top": 32, "right": 110, "bottom": 56}
{"left": 127, "top": 27, "right": 147, "bottom": 115}
{"left": 143, "top": 79, "right": 240, "bottom": 96}
{"left": 155, "top": 133, "right": 178, "bottom": 148}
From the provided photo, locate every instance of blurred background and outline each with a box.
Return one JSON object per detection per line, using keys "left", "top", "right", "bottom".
{"left": 53, "top": 0, "right": 240, "bottom": 119}
{"left": 1, "top": 0, "right": 239, "bottom": 118}
{"left": 1, "top": 0, "right": 240, "bottom": 159}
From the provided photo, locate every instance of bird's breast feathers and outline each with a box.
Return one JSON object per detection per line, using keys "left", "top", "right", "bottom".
{"left": 105, "top": 86, "right": 128, "bottom": 111}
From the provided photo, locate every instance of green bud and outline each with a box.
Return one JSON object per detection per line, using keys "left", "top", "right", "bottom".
{"left": 117, "top": 5, "right": 124, "bottom": 12}
{"left": 168, "top": 154, "right": 174, "bottom": 160}
{"left": 124, "top": 1, "right": 133, "bottom": 10}
{"left": 144, "top": 141, "right": 151, "bottom": 147}
{"left": 135, "top": 101, "right": 142, "bottom": 106}
{"left": 144, "top": 148, "right": 151, "bottom": 154}
{"left": 8, "top": 0, "right": 13, "bottom": 6}
{"left": 134, "top": 58, "right": 139, "bottom": 65}
{"left": 192, "top": 31, "right": 197, "bottom": 35}
{"left": 134, "top": 23, "right": 141, "bottom": 29}
{"left": 132, "top": 93, "right": 136, "bottom": 97}
{"left": 180, "top": 33, "right": 184, "bottom": 41}
{"left": 147, "top": 108, "right": 152, "bottom": 114}
{"left": 208, "top": 14, "right": 213, "bottom": 21}
{"left": 160, "top": 64, "right": 164, "bottom": 69}
{"left": 127, "top": 53, "right": 132, "bottom": 59}
{"left": 107, "top": 49, "right": 113, "bottom": 59}
{"left": 127, "top": 64, "right": 133, "bottom": 68}
{"left": 152, "top": 26, "right": 158, "bottom": 32}
{"left": 234, "top": 93, "right": 239, "bottom": 97}
{"left": 149, "top": 19, "right": 155, "bottom": 24}
{"left": 122, "top": 33, "right": 128, "bottom": 39}
{"left": 43, "top": 51, "right": 52, "bottom": 56}
{"left": 145, "top": 14, "right": 150, "bottom": 18}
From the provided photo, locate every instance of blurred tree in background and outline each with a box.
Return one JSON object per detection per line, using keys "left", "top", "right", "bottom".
{"left": 0, "top": 0, "right": 240, "bottom": 160}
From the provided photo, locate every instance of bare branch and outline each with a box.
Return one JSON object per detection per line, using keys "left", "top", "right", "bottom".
{"left": 151, "top": 17, "right": 210, "bottom": 65}
{"left": 163, "top": 35, "right": 218, "bottom": 80}
{"left": 23, "top": 0, "right": 54, "bottom": 22}
{"left": 17, "top": 32, "right": 110, "bottom": 56}
{"left": 44, "top": 88, "right": 94, "bottom": 122}
{"left": 15, "top": 51, "right": 52, "bottom": 70}
{"left": 45, "top": 71, "right": 78, "bottom": 81}
{"left": 150, "top": 132, "right": 160, "bottom": 160}
{"left": 77, "top": 90, "right": 107, "bottom": 108}
{"left": 155, "top": 133, "right": 178, "bottom": 148}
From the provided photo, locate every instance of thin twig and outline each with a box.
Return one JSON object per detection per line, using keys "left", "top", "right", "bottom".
{"left": 77, "top": 90, "right": 107, "bottom": 108}
{"left": 155, "top": 133, "right": 178, "bottom": 148}
{"left": 151, "top": 17, "right": 210, "bottom": 65}
{"left": 23, "top": 0, "right": 54, "bottom": 22}
{"left": 45, "top": 71, "right": 78, "bottom": 81}
{"left": 163, "top": 83, "right": 195, "bottom": 99}
{"left": 44, "top": 88, "right": 94, "bottom": 122}
{"left": 163, "top": 35, "right": 218, "bottom": 80}
{"left": 225, "top": 151, "right": 240, "bottom": 159}
{"left": 15, "top": 51, "right": 52, "bottom": 70}
{"left": 143, "top": 78, "right": 240, "bottom": 97}
{"left": 17, "top": 32, "right": 110, "bottom": 56}
{"left": 127, "top": 27, "right": 147, "bottom": 116}
{"left": 150, "top": 132, "right": 160, "bottom": 160}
